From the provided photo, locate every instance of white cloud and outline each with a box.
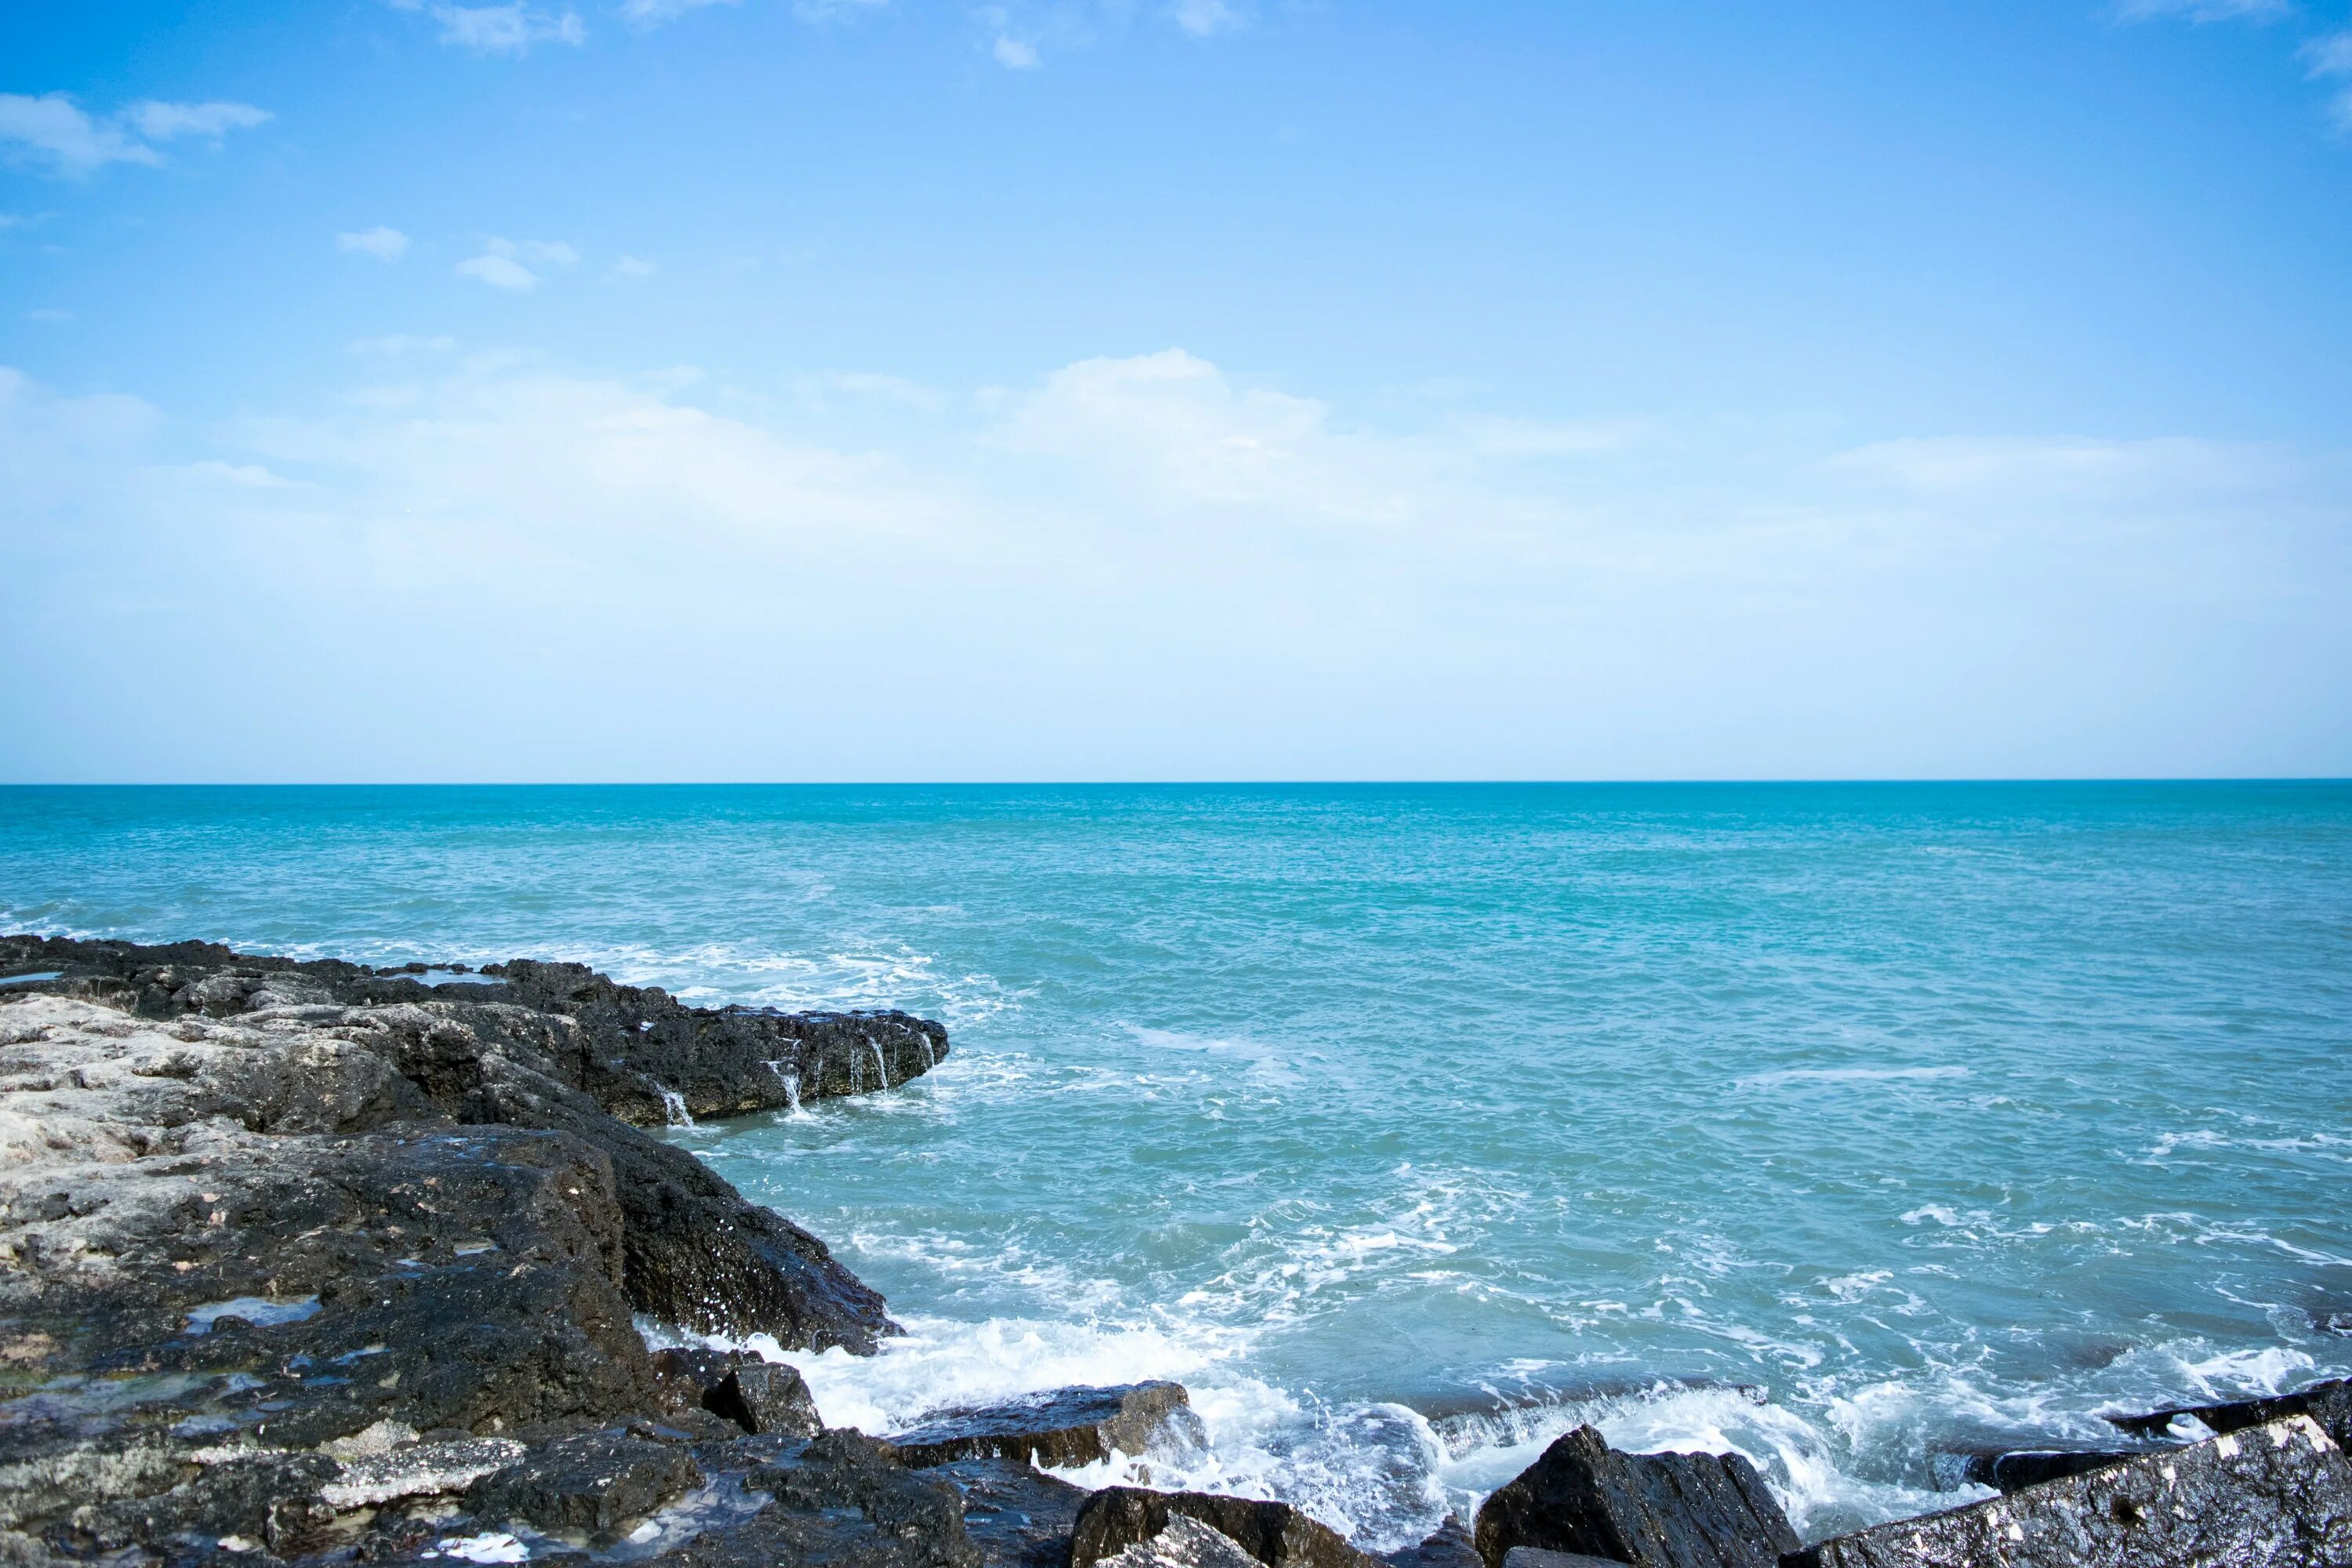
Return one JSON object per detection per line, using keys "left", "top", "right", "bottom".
{"left": 620, "top": 0, "right": 738, "bottom": 25}
{"left": 488, "top": 236, "right": 581, "bottom": 267}
{"left": 5, "top": 353, "right": 2348, "bottom": 781}
{"left": 429, "top": 4, "right": 586, "bottom": 53}
{"left": 2116, "top": 0, "right": 2287, "bottom": 17}
{"left": 993, "top": 36, "right": 1043, "bottom": 67}
{"left": 612, "top": 255, "right": 658, "bottom": 278}
{"left": 2308, "top": 31, "right": 2352, "bottom": 127}
{"left": 1171, "top": 0, "right": 1243, "bottom": 37}
{"left": 793, "top": 0, "right": 887, "bottom": 21}
{"left": 0, "top": 93, "right": 158, "bottom": 175}
{"left": 26, "top": 308, "right": 75, "bottom": 324}
{"left": 457, "top": 253, "right": 541, "bottom": 290}
{"left": 338, "top": 226, "right": 412, "bottom": 262}
{"left": 124, "top": 100, "right": 273, "bottom": 141}
{"left": 0, "top": 93, "right": 268, "bottom": 176}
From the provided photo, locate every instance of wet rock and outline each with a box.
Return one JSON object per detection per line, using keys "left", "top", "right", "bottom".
{"left": 324, "top": 1436, "right": 528, "bottom": 1508}
{"left": 1468, "top": 1425, "right": 1797, "bottom": 1568}
{"left": 1382, "top": 1516, "right": 1485, "bottom": 1568}
{"left": 465, "top": 1428, "right": 704, "bottom": 1544}
{"left": 732, "top": 1430, "right": 982, "bottom": 1568}
{"left": 1098, "top": 1514, "right": 1268, "bottom": 1568}
{"left": 1955, "top": 1449, "right": 2137, "bottom": 1494}
{"left": 1795, "top": 1414, "right": 2352, "bottom": 1566}
{"left": 704, "top": 1362, "right": 823, "bottom": 1438}
{"left": 933, "top": 1457, "right": 1091, "bottom": 1568}
{"left": 2105, "top": 1376, "right": 2352, "bottom": 1450}
{"left": 1070, "top": 1487, "right": 1379, "bottom": 1568}
{"left": 1501, "top": 1551, "right": 1633, "bottom": 1568}
{"left": 891, "top": 1383, "right": 1207, "bottom": 1470}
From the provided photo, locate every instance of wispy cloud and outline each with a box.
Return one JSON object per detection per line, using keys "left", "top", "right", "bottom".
{"left": 1171, "top": 0, "right": 1245, "bottom": 38}
{"left": 611, "top": 254, "right": 657, "bottom": 279}
{"left": 416, "top": 2, "right": 587, "bottom": 54}
{"left": 792, "top": 0, "right": 887, "bottom": 21}
{"left": 457, "top": 237, "right": 581, "bottom": 289}
{"left": 26, "top": 308, "right": 75, "bottom": 324}
{"left": 338, "top": 226, "right": 412, "bottom": 262}
{"left": 0, "top": 92, "right": 268, "bottom": 177}
{"left": 620, "top": 0, "right": 738, "bottom": 26}
{"left": 2308, "top": 30, "right": 2352, "bottom": 127}
{"left": 2116, "top": 0, "right": 2288, "bottom": 18}
{"left": 993, "top": 35, "right": 1043, "bottom": 68}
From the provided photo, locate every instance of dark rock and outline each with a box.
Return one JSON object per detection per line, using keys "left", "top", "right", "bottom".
{"left": 2105, "top": 1376, "right": 2352, "bottom": 1450}
{"left": 1382, "top": 1515, "right": 1485, "bottom": 1568}
{"left": 1469, "top": 1425, "right": 1797, "bottom": 1568}
{"left": 739, "top": 1429, "right": 982, "bottom": 1568}
{"left": 1794, "top": 1414, "right": 2352, "bottom": 1566}
{"left": 1957, "top": 1450, "right": 2138, "bottom": 1494}
{"left": 652, "top": 1346, "right": 753, "bottom": 1414}
{"left": 1098, "top": 1514, "right": 1269, "bottom": 1568}
{"left": 1501, "top": 1551, "right": 1631, "bottom": 1568}
{"left": 934, "top": 1457, "right": 1091, "bottom": 1568}
{"left": 1070, "top": 1486, "right": 1379, "bottom": 1568}
{"left": 891, "top": 1383, "right": 1207, "bottom": 1470}
{"left": 466, "top": 1428, "right": 705, "bottom": 1543}
{"left": 705, "top": 1362, "right": 823, "bottom": 1438}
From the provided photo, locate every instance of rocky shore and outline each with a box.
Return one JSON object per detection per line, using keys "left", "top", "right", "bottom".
{"left": 5, "top": 935, "right": 2350, "bottom": 1568}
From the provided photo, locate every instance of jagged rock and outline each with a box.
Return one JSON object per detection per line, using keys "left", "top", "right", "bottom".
{"left": 1382, "top": 1516, "right": 1484, "bottom": 1568}
{"left": 1469, "top": 1426, "right": 1797, "bottom": 1568}
{"left": 1098, "top": 1514, "right": 1267, "bottom": 1568}
{"left": 1070, "top": 1487, "right": 1379, "bottom": 1568}
{"left": 704, "top": 1362, "right": 823, "bottom": 1438}
{"left": 464, "top": 1428, "right": 704, "bottom": 1544}
{"left": 1795, "top": 1415, "right": 2352, "bottom": 1566}
{"left": 1502, "top": 1551, "right": 1634, "bottom": 1568}
{"left": 933, "top": 1457, "right": 1091, "bottom": 1568}
{"left": 2106, "top": 1377, "right": 2352, "bottom": 1450}
{"left": 1957, "top": 1449, "right": 2136, "bottom": 1494}
{"left": 322, "top": 1437, "right": 528, "bottom": 1508}
{"left": 891, "top": 1383, "right": 1207, "bottom": 1470}
{"left": 734, "top": 1430, "right": 982, "bottom": 1568}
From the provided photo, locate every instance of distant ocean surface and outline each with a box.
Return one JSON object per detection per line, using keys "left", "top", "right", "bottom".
{"left": 5, "top": 782, "right": 2350, "bottom": 1545}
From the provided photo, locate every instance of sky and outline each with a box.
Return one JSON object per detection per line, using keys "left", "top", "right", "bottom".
{"left": 3, "top": 0, "right": 2350, "bottom": 782}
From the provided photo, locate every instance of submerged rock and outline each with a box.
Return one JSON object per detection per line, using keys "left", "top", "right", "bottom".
{"left": 891, "top": 1382, "right": 1207, "bottom": 1470}
{"left": 1070, "top": 1487, "right": 1379, "bottom": 1568}
{"left": 1381, "top": 1515, "right": 1484, "bottom": 1568}
{"left": 1469, "top": 1425, "right": 1798, "bottom": 1568}
{"left": 1794, "top": 1414, "right": 2352, "bottom": 1566}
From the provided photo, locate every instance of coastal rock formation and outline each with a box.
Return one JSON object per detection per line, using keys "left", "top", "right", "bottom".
{"left": 890, "top": 1384, "right": 1207, "bottom": 1471}
{"left": 2105, "top": 1377, "right": 2352, "bottom": 1449}
{"left": 0, "top": 935, "right": 957, "bottom": 1566}
{"left": 933, "top": 1458, "right": 1094, "bottom": 1568}
{"left": 1071, "top": 1488, "right": 1379, "bottom": 1568}
{"left": 1468, "top": 1425, "right": 1798, "bottom": 1568}
{"left": 1095, "top": 1514, "right": 1268, "bottom": 1568}
{"left": 1791, "top": 1414, "right": 2352, "bottom": 1566}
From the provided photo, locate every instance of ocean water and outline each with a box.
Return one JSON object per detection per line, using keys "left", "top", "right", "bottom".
{"left": 5, "top": 782, "right": 2350, "bottom": 1546}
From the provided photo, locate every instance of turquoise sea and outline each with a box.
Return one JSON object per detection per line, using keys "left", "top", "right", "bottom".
{"left": 4, "top": 783, "right": 2348, "bottom": 1546}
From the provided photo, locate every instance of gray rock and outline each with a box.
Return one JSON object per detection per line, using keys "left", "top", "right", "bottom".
{"left": 1099, "top": 1515, "right": 1268, "bottom": 1568}
{"left": 2106, "top": 1377, "right": 2352, "bottom": 1451}
{"left": 1469, "top": 1425, "right": 1797, "bottom": 1568}
{"left": 1793, "top": 1414, "right": 2352, "bottom": 1566}
{"left": 932, "top": 1457, "right": 1091, "bottom": 1568}
{"left": 706, "top": 1361, "right": 823, "bottom": 1438}
{"left": 1382, "top": 1515, "right": 1485, "bottom": 1568}
{"left": 465, "top": 1428, "right": 705, "bottom": 1544}
{"left": 739, "top": 1430, "right": 983, "bottom": 1568}
{"left": 1501, "top": 1550, "right": 1632, "bottom": 1568}
{"left": 1070, "top": 1487, "right": 1379, "bottom": 1568}
{"left": 323, "top": 1436, "right": 528, "bottom": 1507}
{"left": 892, "top": 1382, "right": 1207, "bottom": 1470}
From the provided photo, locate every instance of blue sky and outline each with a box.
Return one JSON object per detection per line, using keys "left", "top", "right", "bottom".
{"left": 3, "top": 0, "right": 2349, "bottom": 780}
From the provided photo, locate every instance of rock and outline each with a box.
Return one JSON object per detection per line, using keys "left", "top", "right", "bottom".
{"left": 1469, "top": 1426, "right": 1797, "bottom": 1568}
{"left": 2105, "top": 1377, "right": 2352, "bottom": 1450}
{"left": 464, "top": 1428, "right": 704, "bottom": 1544}
{"left": 1098, "top": 1514, "right": 1268, "bottom": 1568}
{"left": 705, "top": 1362, "right": 823, "bottom": 1437}
{"left": 1381, "top": 1515, "right": 1485, "bottom": 1568}
{"left": 1957, "top": 1450, "right": 2139, "bottom": 1494}
{"left": 1501, "top": 1551, "right": 1634, "bottom": 1568}
{"left": 932, "top": 1457, "right": 1091, "bottom": 1568}
{"left": 891, "top": 1383, "right": 1207, "bottom": 1470}
{"left": 1796, "top": 1414, "right": 2352, "bottom": 1566}
{"left": 1070, "top": 1487, "right": 1379, "bottom": 1568}
{"left": 323, "top": 1437, "right": 529, "bottom": 1508}
{"left": 739, "top": 1430, "right": 982, "bottom": 1568}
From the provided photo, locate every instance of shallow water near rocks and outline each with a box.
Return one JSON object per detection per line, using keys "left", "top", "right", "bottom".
{"left": 5, "top": 782, "right": 2349, "bottom": 1546}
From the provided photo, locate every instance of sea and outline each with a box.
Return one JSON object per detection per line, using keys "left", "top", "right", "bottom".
{"left": 4, "top": 782, "right": 2348, "bottom": 1548}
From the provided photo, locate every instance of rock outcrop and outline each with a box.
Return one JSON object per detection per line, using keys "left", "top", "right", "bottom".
{"left": 1791, "top": 1414, "right": 2352, "bottom": 1566}
{"left": 890, "top": 1384, "right": 1207, "bottom": 1471}
{"left": 1071, "top": 1488, "right": 1379, "bottom": 1568}
{"left": 0, "top": 935, "right": 957, "bottom": 1566}
{"left": 1468, "top": 1426, "right": 1798, "bottom": 1568}
{"left": 2104, "top": 1377, "right": 2352, "bottom": 1450}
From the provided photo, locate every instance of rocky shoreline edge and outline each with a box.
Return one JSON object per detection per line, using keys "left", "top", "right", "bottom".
{"left": 3, "top": 935, "right": 2348, "bottom": 1568}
